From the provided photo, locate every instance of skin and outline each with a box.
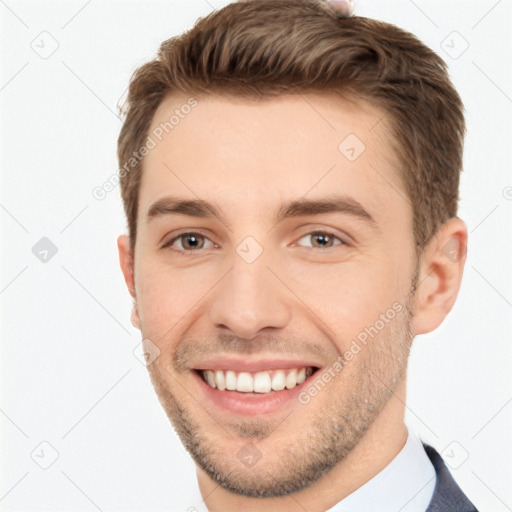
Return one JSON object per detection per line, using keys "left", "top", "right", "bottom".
{"left": 118, "top": 92, "right": 468, "bottom": 512}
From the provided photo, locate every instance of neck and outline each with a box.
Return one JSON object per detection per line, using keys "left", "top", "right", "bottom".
{"left": 196, "top": 379, "right": 408, "bottom": 512}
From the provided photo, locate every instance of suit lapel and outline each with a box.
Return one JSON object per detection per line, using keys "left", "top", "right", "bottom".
{"left": 423, "top": 443, "right": 478, "bottom": 512}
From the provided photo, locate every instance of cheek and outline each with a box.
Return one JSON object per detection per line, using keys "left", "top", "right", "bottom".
{"left": 135, "top": 259, "right": 219, "bottom": 331}
{"left": 134, "top": 246, "right": 409, "bottom": 351}
{"left": 284, "top": 257, "right": 404, "bottom": 343}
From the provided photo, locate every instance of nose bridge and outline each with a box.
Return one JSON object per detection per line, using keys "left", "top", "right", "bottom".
{"left": 208, "top": 244, "right": 291, "bottom": 339}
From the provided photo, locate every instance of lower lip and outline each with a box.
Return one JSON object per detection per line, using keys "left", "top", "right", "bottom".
{"left": 192, "top": 370, "right": 314, "bottom": 416}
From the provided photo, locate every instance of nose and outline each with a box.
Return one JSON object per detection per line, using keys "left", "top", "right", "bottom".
{"left": 208, "top": 252, "right": 292, "bottom": 340}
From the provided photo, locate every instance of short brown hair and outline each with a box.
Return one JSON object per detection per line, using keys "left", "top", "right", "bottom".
{"left": 117, "top": 0, "right": 465, "bottom": 255}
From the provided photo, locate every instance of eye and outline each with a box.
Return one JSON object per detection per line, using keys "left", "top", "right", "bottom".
{"left": 162, "top": 232, "right": 215, "bottom": 252}
{"left": 295, "top": 231, "right": 346, "bottom": 249}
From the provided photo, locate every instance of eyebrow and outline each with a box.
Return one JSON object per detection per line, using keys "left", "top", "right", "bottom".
{"left": 146, "top": 195, "right": 378, "bottom": 230}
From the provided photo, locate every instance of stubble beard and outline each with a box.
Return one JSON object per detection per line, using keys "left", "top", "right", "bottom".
{"left": 145, "top": 289, "right": 416, "bottom": 498}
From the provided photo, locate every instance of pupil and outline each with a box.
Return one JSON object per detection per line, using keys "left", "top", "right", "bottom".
{"left": 185, "top": 235, "right": 201, "bottom": 249}
{"left": 314, "top": 233, "right": 330, "bottom": 248}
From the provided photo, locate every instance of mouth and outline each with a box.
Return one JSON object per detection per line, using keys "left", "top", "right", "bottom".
{"left": 196, "top": 366, "right": 317, "bottom": 393}
{"left": 191, "top": 362, "right": 321, "bottom": 416}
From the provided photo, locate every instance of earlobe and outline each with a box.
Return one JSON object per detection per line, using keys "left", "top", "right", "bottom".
{"left": 117, "top": 234, "right": 136, "bottom": 299}
{"left": 130, "top": 304, "right": 141, "bottom": 330}
{"left": 411, "top": 217, "right": 468, "bottom": 335}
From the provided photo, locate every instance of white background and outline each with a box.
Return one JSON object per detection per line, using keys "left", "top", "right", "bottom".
{"left": 1, "top": 1, "right": 511, "bottom": 510}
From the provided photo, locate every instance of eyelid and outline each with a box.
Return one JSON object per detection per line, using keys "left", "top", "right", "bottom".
{"left": 292, "top": 225, "right": 353, "bottom": 246}
{"left": 161, "top": 230, "right": 216, "bottom": 251}
{"left": 293, "top": 230, "right": 349, "bottom": 249}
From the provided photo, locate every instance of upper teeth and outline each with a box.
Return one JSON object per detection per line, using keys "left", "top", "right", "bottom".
{"left": 201, "top": 367, "right": 313, "bottom": 393}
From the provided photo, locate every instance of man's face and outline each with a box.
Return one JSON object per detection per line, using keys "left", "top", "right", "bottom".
{"left": 127, "top": 92, "right": 418, "bottom": 496}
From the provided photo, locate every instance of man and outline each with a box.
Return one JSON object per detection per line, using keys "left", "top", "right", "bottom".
{"left": 116, "top": 0, "right": 477, "bottom": 510}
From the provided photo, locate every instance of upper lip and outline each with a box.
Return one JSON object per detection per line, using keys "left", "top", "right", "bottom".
{"left": 191, "top": 357, "right": 323, "bottom": 373}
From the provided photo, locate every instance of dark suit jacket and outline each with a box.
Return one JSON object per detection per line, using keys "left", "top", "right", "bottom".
{"left": 423, "top": 443, "right": 478, "bottom": 512}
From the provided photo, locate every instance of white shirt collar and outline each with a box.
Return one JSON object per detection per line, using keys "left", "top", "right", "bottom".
{"left": 190, "top": 428, "right": 436, "bottom": 512}
{"left": 325, "top": 429, "right": 436, "bottom": 512}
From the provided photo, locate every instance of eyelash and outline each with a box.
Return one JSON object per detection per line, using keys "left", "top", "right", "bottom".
{"left": 161, "top": 230, "right": 348, "bottom": 255}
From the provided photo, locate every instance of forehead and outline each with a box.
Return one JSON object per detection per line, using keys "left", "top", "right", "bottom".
{"left": 139, "top": 91, "right": 408, "bottom": 226}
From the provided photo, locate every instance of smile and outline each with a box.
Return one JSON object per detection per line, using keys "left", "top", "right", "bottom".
{"left": 198, "top": 367, "right": 316, "bottom": 393}
{"left": 192, "top": 361, "right": 321, "bottom": 416}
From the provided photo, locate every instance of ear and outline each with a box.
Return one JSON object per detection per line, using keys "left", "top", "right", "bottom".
{"left": 117, "top": 234, "right": 140, "bottom": 330}
{"left": 411, "top": 217, "right": 468, "bottom": 335}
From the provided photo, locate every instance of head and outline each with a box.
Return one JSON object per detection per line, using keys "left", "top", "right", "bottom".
{"left": 117, "top": 0, "right": 467, "bottom": 501}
